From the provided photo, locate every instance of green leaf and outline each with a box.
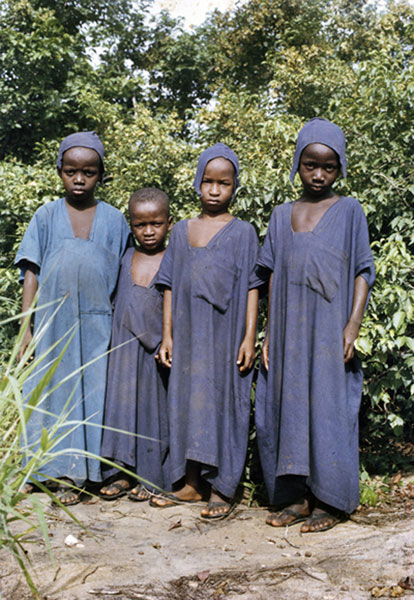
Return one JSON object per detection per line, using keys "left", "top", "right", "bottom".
{"left": 392, "top": 310, "right": 405, "bottom": 331}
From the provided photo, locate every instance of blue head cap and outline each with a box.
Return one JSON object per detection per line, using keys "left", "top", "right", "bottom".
{"left": 193, "top": 143, "right": 240, "bottom": 200}
{"left": 56, "top": 131, "right": 105, "bottom": 174}
{"left": 289, "top": 118, "right": 347, "bottom": 183}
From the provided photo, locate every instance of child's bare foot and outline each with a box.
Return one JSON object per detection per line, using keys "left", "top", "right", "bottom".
{"left": 128, "top": 484, "right": 152, "bottom": 502}
{"left": 53, "top": 478, "right": 86, "bottom": 507}
{"left": 99, "top": 478, "right": 132, "bottom": 501}
{"left": 200, "top": 489, "right": 235, "bottom": 520}
{"left": 266, "top": 497, "right": 311, "bottom": 527}
{"left": 150, "top": 483, "right": 203, "bottom": 507}
{"left": 300, "top": 505, "right": 343, "bottom": 533}
{"left": 21, "top": 482, "right": 35, "bottom": 494}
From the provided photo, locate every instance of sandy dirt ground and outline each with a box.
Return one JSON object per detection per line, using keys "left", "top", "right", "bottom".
{"left": 1, "top": 477, "right": 414, "bottom": 600}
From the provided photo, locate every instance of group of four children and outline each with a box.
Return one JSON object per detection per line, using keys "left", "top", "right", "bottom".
{"left": 17, "top": 118, "right": 375, "bottom": 533}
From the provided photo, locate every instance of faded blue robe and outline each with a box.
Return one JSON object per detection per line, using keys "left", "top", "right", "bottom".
{"left": 15, "top": 197, "right": 130, "bottom": 483}
{"left": 101, "top": 248, "right": 170, "bottom": 492}
{"left": 155, "top": 218, "right": 260, "bottom": 498}
{"left": 255, "top": 197, "right": 375, "bottom": 513}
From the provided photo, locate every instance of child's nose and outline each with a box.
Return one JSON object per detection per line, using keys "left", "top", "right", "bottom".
{"left": 74, "top": 172, "right": 84, "bottom": 183}
{"left": 210, "top": 182, "right": 220, "bottom": 194}
{"left": 313, "top": 168, "right": 324, "bottom": 180}
{"left": 144, "top": 225, "right": 153, "bottom": 235}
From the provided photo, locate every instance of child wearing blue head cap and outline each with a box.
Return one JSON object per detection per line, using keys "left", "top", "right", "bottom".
{"left": 15, "top": 131, "right": 130, "bottom": 505}
{"left": 255, "top": 118, "right": 375, "bottom": 532}
{"left": 152, "top": 143, "right": 261, "bottom": 518}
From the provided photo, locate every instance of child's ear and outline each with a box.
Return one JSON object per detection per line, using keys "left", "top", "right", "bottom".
{"left": 57, "top": 167, "right": 62, "bottom": 179}
{"left": 167, "top": 216, "right": 173, "bottom": 231}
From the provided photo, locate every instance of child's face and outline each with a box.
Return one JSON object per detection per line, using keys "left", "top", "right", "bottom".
{"left": 200, "top": 157, "right": 235, "bottom": 215}
{"left": 298, "top": 143, "right": 339, "bottom": 198}
{"left": 59, "top": 147, "right": 101, "bottom": 205}
{"left": 130, "top": 200, "right": 172, "bottom": 253}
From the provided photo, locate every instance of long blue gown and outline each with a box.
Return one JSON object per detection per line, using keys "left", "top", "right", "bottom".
{"left": 15, "top": 197, "right": 130, "bottom": 483}
{"left": 155, "top": 218, "right": 260, "bottom": 499}
{"left": 100, "top": 248, "right": 170, "bottom": 492}
{"left": 255, "top": 197, "right": 375, "bottom": 513}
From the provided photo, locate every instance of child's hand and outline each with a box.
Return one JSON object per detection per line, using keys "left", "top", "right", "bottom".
{"left": 343, "top": 319, "right": 360, "bottom": 363}
{"left": 237, "top": 337, "right": 255, "bottom": 373}
{"left": 260, "top": 335, "right": 269, "bottom": 371}
{"left": 156, "top": 337, "right": 173, "bottom": 368}
{"left": 18, "top": 328, "right": 33, "bottom": 363}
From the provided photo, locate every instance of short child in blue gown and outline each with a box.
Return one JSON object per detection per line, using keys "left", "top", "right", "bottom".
{"left": 255, "top": 119, "right": 375, "bottom": 532}
{"left": 153, "top": 143, "right": 260, "bottom": 519}
{"left": 15, "top": 132, "right": 130, "bottom": 504}
{"left": 99, "top": 188, "right": 172, "bottom": 501}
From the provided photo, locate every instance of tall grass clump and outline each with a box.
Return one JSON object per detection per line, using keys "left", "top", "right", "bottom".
{"left": 0, "top": 304, "right": 158, "bottom": 598}
{"left": 0, "top": 303, "right": 82, "bottom": 596}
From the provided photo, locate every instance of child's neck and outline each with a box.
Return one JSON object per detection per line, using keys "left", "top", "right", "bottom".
{"left": 65, "top": 196, "right": 98, "bottom": 210}
{"left": 300, "top": 189, "right": 338, "bottom": 204}
{"left": 199, "top": 209, "right": 232, "bottom": 221}
{"left": 136, "top": 245, "right": 166, "bottom": 257}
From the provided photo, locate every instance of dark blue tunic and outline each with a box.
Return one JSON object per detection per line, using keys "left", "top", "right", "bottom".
{"left": 255, "top": 197, "right": 375, "bottom": 513}
{"left": 15, "top": 198, "right": 130, "bottom": 483}
{"left": 155, "top": 218, "right": 260, "bottom": 498}
{"left": 101, "top": 248, "right": 169, "bottom": 492}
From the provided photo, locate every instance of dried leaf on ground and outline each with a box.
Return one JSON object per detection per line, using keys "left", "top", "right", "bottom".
{"left": 168, "top": 519, "right": 182, "bottom": 531}
{"left": 197, "top": 570, "right": 210, "bottom": 583}
{"left": 399, "top": 576, "right": 414, "bottom": 590}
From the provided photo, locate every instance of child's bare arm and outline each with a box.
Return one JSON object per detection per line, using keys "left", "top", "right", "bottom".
{"left": 18, "top": 267, "right": 38, "bottom": 361}
{"left": 237, "top": 288, "right": 259, "bottom": 372}
{"left": 343, "top": 274, "right": 369, "bottom": 363}
{"left": 261, "top": 272, "right": 273, "bottom": 371}
{"left": 156, "top": 288, "right": 173, "bottom": 368}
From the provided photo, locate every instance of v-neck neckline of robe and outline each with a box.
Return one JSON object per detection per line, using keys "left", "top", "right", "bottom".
{"left": 290, "top": 196, "right": 342, "bottom": 234}
{"left": 128, "top": 248, "right": 157, "bottom": 289}
{"left": 62, "top": 197, "right": 100, "bottom": 241}
{"left": 186, "top": 216, "right": 235, "bottom": 249}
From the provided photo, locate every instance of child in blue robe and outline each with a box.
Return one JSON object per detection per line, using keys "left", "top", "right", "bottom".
{"left": 153, "top": 143, "right": 261, "bottom": 519}
{"left": 255, "top": 118, "right": 375, "bottom": 532}
{"left": 15, "top": 131, "right": 130, "bottom": 505}
{"left": 99, "top": 188, "right": 172, "bottom": 501}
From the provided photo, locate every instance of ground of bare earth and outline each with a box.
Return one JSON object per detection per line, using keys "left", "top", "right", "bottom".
{"left": 1, "top": 476, "right": 413, "bottom": 600}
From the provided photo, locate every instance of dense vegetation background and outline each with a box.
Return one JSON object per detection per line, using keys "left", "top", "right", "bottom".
{"left": 1, "top": 0, "right": 413, "bottom": 477}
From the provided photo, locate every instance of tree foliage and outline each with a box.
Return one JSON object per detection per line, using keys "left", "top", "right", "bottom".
{"left": 1, "top": 0, "right": 413, "bottom": 470}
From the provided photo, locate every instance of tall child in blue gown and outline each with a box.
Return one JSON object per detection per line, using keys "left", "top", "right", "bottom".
{"left": 153, "top": 143, "right": 260, "bottom": 519}
{"left": 16, "top": 132, "right": 130, "bottom": 505}
{"left": 100, "top": 188, "right": 172, "bottom": 501}
{"left": 255, "top": 118, "right": 375, "bottom": 532}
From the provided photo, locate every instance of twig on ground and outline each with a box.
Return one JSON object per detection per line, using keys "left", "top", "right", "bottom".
{"left": 284, "top": 525, "right": 300, "bottom": 549}
{"left": 82, "top": 565, "right": 100, "bottom": 584}
{"left": 299, "top": 566, "right": 326, "bottom": 581}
